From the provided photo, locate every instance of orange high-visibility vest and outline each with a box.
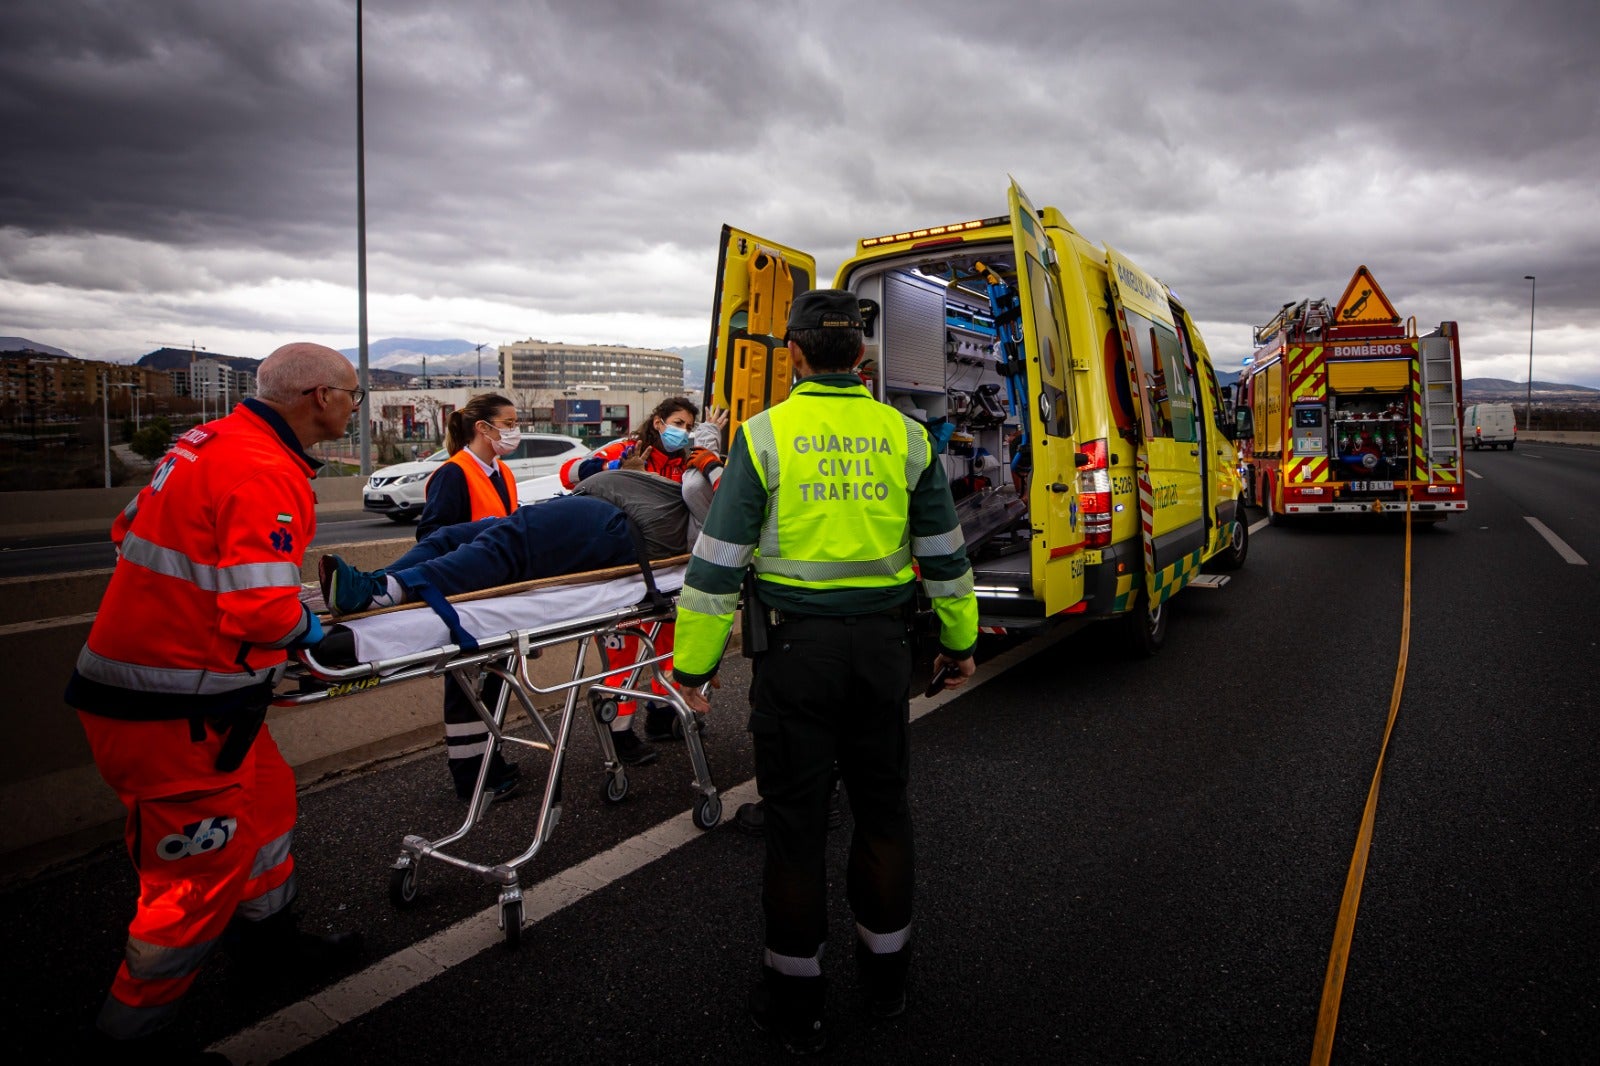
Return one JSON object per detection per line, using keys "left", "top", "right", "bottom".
{"left": 442, "top": 448, "right": 518, "bottom": 520}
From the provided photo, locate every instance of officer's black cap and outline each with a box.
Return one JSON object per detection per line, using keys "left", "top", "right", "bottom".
{"left": 786, "top": 289, "right": 865, "bottom": 335}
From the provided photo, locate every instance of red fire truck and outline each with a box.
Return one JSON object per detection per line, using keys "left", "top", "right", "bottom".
{"left": 1234, "top": 265, "right": 1467, "bottom": 522}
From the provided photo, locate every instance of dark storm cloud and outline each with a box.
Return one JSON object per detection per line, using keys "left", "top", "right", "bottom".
{"left": 1, "top": 0, "right": 1594, "bottom": 379}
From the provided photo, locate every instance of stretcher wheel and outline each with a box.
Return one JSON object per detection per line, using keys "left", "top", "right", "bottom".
{"left": 602, "top": 771, "right": 630, "bottom": 805}
{"left": 590, "top": 694, "right": 619, "bottom": 724}
{"left": 692, "top": 794, "right": 722, "bottom": 831}
{"left": 501, "top": 898, "right": 523, "bottom": 949}
{"left": 388, "top": 863, "right": 419, "bottom": 908}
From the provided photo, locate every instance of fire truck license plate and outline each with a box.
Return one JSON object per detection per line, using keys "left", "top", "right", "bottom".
{"left": 1349, "top": 481, "right": 1394, "bottom": 491}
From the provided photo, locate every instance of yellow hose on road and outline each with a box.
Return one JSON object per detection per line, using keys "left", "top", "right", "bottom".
{"left": 1310, "top": 491, "right": 1413, "bottom": 1065}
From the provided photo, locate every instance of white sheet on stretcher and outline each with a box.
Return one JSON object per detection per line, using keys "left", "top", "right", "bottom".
{"left": 339, "top": 564, "right": 686, "bottom": 663}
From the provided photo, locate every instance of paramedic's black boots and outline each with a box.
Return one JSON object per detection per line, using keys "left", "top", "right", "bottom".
{"left": 749, "top": 967, "right": 828, "bottom": 1055}
{"left": 611, "top": 727, "right": 659, "bottom": 765}
{"left": 227, "top": 905, "right": 363, "bottom": 985}
{"left": 90, "top": 1028, "right": 231, "bottom": 1065}
{"left": 453, "top": 749, "right": 521, "bottom": 802}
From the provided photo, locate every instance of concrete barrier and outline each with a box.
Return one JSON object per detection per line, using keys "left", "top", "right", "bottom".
{"left": 1518, "top": 431, "right": 1600, "bottom": 447}
{"left": 0, "top": 475, "right": 368, "bottom": 538}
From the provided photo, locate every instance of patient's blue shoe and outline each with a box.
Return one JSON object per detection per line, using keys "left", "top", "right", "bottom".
{"left": 319, "top": 554, "right": 386, "bottom": 617}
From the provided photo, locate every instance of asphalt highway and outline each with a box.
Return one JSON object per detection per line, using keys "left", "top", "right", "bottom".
{"left": 4, "top": 443, "right": 1596, "bottom": 1063}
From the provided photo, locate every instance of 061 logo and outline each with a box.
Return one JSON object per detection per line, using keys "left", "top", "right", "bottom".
{"left": 157, "top": 815, "right": 238, "bottom": 861}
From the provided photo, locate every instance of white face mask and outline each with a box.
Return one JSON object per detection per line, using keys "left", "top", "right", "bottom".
{"left": 487, "top": 424, "right": 521, "bottom": 456}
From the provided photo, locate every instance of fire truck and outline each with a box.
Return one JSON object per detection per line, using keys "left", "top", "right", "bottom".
{"left": 1233, "top": 265, "right": 1467, "bottom": 522}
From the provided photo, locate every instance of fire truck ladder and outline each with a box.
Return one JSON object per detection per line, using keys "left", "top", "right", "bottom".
{"left": 1419, "top": 334, "right": 1461, "bottom": 466}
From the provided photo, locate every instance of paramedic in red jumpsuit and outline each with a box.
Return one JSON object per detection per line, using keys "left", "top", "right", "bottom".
{"left": 64, "top": 342, "right": 363, "bottom": 1058}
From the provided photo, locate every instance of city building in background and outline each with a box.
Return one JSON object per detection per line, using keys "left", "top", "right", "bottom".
{"left": 500, "top": 340, "right": 683, "bottom": 394}
{"left": 1, "top": 352, "right": 174, "bottom": 421}
{"left": 168, "top": 358, "right": 255, "bottom": 416}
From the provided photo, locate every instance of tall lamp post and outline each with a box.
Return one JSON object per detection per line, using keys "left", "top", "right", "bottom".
{"left": 1522, "top": 275, "right": 1536, "bottom": 432}
{"left": 475, "top": 343, "right": 486, "bottom": 387}
{"left": 101, "top": 371, "right": 112, "bottom": 488}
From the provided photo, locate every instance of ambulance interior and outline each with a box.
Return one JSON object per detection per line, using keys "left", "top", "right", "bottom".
{"left": 844, "top": 247, "right": 1038, "bottom": 594}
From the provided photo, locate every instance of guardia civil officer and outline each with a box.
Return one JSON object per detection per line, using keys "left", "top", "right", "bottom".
{"left": 675, "top": 289, "right": 978, "bottom": 1053}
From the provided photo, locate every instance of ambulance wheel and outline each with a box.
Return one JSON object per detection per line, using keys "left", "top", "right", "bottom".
{"left": 388, "top": 863, "right": 419, "bottom": 909}
{"left": 1124, "top": 591, "right": 1168, "bottom": 658}
{"left": 501, "top": 899, "right": 523, "bottom": 949}
{"left": 602, "top": 771, "right": 630, "bottom": 805}
{"left": 1472, "top": 438, "right": 1481, "bottom": 451}
{"left": 1506, "top": 441, "right": 1515, "bottom": 450}
{"left": 692, "top": 794, "right": 723, "bottom": 831}
{"left": 1215, "top": 512, "right": 1249, "bottom": 571}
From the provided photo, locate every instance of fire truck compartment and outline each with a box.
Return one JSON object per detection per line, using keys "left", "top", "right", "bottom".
{"left": 1327, "top": 390, "right": 1412, "bottom": 485}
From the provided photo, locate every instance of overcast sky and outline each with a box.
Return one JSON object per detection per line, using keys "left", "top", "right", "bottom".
{"left": 2, "top": 0, "right": 1595, "bottom": 384}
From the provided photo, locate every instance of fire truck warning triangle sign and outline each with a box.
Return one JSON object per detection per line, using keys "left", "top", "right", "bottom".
{"left": 1332, "top": 265, "right": 1400, "bottom": 326}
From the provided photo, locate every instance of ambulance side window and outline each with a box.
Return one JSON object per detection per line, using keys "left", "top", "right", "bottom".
{"left": 1123, "top": 309, "right": 1173, "bottom": 440}
{"left": 1152, "top": 323, "right": 1196, "bottom": 443}
{"left": 1026, "top": 253, "right": 1071, "bottom": 439}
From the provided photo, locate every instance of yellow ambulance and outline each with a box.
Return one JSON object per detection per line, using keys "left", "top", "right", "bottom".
{"left": 703, "top": 180, "right": 1247, "bottom": 653}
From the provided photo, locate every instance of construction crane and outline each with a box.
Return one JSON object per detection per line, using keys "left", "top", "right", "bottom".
{"left": 152, "top": 341, "right": 211, "bottom": 419}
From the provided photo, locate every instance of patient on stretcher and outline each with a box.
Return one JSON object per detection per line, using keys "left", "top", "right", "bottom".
{"left": 319, "top": 469, "right": 697, "bottom": 618}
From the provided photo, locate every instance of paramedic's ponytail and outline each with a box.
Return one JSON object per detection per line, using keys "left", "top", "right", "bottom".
{"left": 446, "top": 392, "right": 515, "bottom": 454}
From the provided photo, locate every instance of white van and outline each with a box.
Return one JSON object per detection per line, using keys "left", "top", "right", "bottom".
{"left": 362, "top": 432, "right": 588, "bottom": 521}
{"left": 1464, "top": 403, "right": 1517, "bottom": 450}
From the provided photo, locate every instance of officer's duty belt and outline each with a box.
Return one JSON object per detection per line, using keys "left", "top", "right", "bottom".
{"left": 766, "top": 605, "right": 911, "bottom": 628}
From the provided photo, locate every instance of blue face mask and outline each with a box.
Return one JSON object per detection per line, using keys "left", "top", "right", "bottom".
{"left": 659, "top": 425, "right": 691, "bottom": 453}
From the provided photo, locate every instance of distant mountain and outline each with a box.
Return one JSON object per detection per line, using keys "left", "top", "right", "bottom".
{"left": 667, "top": 344, "right": 708, "bottom": 389}
{"left": 0, "top": 336, "right": 72, "bottom": 357}
{"left": 1463, "top": 378, "right": 1599, "bottom": 400}
{"left": 136, "top": 347, "right": 260, "bottom": 372}
{"left": 338, "top": 338, "right": 487, "bottom": 376}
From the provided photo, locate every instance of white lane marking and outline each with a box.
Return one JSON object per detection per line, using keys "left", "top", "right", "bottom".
{"left": 212, "top": 622, "right": 1081, "bottom": 1065}
{"left": 1467, "top": 469, "right": 1483, "bottom": 480}
{"left": 1249, "top": 517, "right": 1270, "bottom": 534}
{"left": 1524, "top": 516, "right": 1588, "bottom": 565}
{"left": 1524, "top": 453, "right": 1542, "bottom": 459}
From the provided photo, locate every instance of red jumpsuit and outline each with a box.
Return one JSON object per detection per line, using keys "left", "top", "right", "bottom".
{"left": 65, "top": 399, "right": 322, "bottom": 1040}
{"left": 563, "top": 441, "right": 719, "bottom": 724}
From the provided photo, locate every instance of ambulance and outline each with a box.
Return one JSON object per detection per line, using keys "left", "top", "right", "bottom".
{"left": 702, "top": 180, "right": 1248, "bottom": 653}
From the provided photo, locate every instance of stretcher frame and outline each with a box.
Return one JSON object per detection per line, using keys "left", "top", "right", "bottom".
{"left": 276, "top": 566, "right": 720, "bottom": 948}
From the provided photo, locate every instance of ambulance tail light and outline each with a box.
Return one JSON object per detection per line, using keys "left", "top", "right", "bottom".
{"left": 1077, "top": 438, "right": 1113, "bottom": 547}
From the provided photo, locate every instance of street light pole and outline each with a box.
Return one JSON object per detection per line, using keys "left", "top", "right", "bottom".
{"left": 101, "top": 371, "right": 112, "bottom": 488}
{"left": 1523, "top": 275, "right": 1536, "bottom": 432}
{"left": 475, "top": 343, "right": 486, "bottom": 387}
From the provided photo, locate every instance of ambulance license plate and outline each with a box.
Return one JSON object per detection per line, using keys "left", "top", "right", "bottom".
{"left": 1349, "top": 480, "right": 1394, "bottom": 491}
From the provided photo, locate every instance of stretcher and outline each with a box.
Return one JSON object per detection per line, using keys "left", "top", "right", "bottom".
{"left": 275, "top": 555, "right": 721, "bottom": 947}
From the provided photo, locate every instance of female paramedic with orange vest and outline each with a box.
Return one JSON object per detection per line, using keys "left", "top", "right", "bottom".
{"left": 558, "top": 396, "right": 727, "bottom": 766}
{"left": 419, "top": 392, "right": 524, "bottom": 800}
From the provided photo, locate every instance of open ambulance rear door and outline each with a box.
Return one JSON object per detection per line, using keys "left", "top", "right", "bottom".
{"left": 1008, "top": 180, "right": 1085, "bottom": 616}
{"left": 704, "top": 226, "right": 816, "bottom": 443}
{"left": 1104, "top": 246, "right": 1206, "bottom": 605}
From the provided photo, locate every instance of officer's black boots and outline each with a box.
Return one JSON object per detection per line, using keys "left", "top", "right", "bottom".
{"left": 749, "top": 967, "right": 828, "bottom": 1055}
{"left": 855, "top": 939, "right": 911, "bottom": 1019}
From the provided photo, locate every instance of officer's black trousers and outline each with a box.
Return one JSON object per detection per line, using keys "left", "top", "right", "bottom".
{"left": 750, "top": 612, "right": 914, "bottom": 961}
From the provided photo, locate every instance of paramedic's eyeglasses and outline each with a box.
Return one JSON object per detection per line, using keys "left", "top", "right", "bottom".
{"left": 304, "top": 384, "right": 366, "bottom": 405}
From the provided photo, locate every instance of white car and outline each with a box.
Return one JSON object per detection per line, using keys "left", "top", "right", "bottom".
{"left": 363, "top": 433, "right": 589, "bottom": 522}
